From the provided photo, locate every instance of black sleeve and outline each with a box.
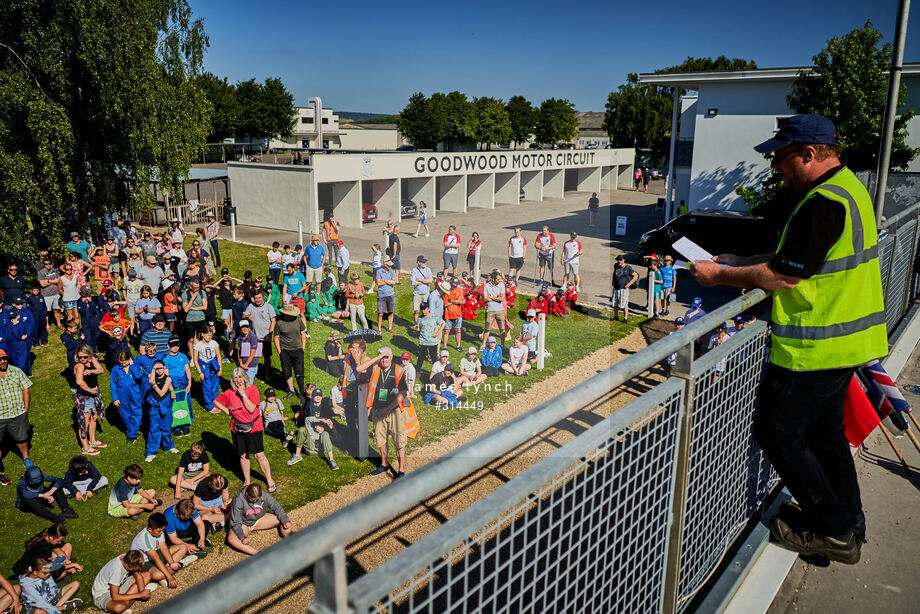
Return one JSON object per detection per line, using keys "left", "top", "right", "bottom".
{"left": 178, "top": 451, "right": 191, "bottom": 470}
{"left": 769, "top": 194, "right": 846, "bottom": 279}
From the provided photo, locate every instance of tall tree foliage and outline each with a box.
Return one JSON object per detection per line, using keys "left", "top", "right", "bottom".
{"left": 0, "top": 0, "right": 211, "bottom": 260}
{"left": 442, "top": 91, "right": 477, "bottom": 151}
{"left": 197, "top": 72, "right": 240, "bottom": 140}
{"left": 603, "top": 57, "right": 757, "bottom": 158}
{"left": 473, "top": 97, "right": 512, "bottom": 149}
{"left": 787, "top": 20, "right": 918, "bottom": 172}
{"left": 233, "top": 77, "right": 295, "bottom": 143}
{"left": 535, "top": 98, "right": 578, "bottom": 144}
{"left": 506, "top": 95, "right": 537, "bottom": 145}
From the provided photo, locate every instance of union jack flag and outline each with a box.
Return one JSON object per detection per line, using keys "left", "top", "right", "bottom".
{"left": 855, "top": 360, "right": 911, "bottom": 430}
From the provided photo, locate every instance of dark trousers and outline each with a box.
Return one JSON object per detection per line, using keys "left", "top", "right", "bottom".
{"left": 279, "top": 348, "right": 305, "bottom": 397}
{"left": 210, "top": 239, "right": 221, "bottom": 267}
{"left": 269, "top": 268, "right": 281, "bottom": 285}
{"left": 259, "top": 334, "right": 273, "bottom": 379}
{"left": 753, "top": 363, "right": 863, "bottom": 538}
{"left": 416, "top": 344, "right": 438, "bottom": 376}
{"left": 18, "top": 490, "right": 72, "bottom": 521}
{"left": 176, "top": 520, "right": 212, "bottom": 542}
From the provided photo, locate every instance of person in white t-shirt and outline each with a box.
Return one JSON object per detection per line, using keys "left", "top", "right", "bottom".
{"left": 535, "top": 226, "right": 557, "bottom": 286}
{"left": 266, "top": 242, "right": 283, "bottom": 285}
{"left": 507, "top": 227, "right": 527, "bottom": 284}
{"left": 91, "top": 550, "right": 154, "bottom": 613}
{"left": 561, "top": 232, "right": 583, "bottom": 292}
{"left": 442, "top": 226, "right": 461, "bottom": 276}
{"left": 129, "top": 512, "right": 193, "bottom": 590}
{"left": 502, "top": 335, "right": 531, "bottom": 376}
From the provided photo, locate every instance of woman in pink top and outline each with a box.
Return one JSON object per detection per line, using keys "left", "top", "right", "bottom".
{"left": 213, "top": 368, "right": 277, "bottom": 493}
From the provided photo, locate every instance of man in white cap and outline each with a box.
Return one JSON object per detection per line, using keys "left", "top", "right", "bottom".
{"left": 410, "top": 255, "right": 433, "bottom": 325}
{"left": 520, "top": 309, "right": 540, "bottom": 364}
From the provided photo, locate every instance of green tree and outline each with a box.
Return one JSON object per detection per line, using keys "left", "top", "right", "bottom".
{"left": 787, "top": 20, "right": 918, "bottom": 171}
{"left": 396, "top": 92, "right": 431, "bottom": 148}
{"left": 603, "top": 57, "right": 758, "bottom": 158}
{"left": 234, "top": 77, "right": 295, "bottom": 143}
{"left": 535, "top": 98, "right": 578, "bottom": 144}
{"left": 442, "top": 91, "right": 477, "bottom": 151}
{"left": 473, "top": 97, "right": 512, "bottom": 149}
{"left": 0, "top": 0, "right": 210, "bottom": 261}
{"left": 198, "top": 72, "right": 240, "bottom": 140}
{"left": 506, "top": 95, "right": 537, "bottom": 146}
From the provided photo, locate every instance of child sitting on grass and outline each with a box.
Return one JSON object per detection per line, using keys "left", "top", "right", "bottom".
{"left": 108, "top": 464, "right": 162, "bottom": 518}
{"left": 169, "top": 440, "right": 211, "bottom": 499}
{"left": 260, "top": 388, "right": 288, "bottom": 441}
{"left": 62, "top": 455, "right": 109, "bottom": 501}
{"left": 19, "top": 556, "right": 82, "bottom": 613}
{"left": 91, "top": 550, "right": 154, "bottom": 613}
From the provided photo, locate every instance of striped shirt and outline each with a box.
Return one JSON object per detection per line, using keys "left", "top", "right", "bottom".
{"left": 141, "top": 328, "right": 173, "bottom": 354}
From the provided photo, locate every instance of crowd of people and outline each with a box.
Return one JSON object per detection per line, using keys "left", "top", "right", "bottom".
{"left": 0, "top": 211, "right": 592, "bottom": 612}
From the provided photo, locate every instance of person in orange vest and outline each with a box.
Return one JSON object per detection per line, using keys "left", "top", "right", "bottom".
{"left": 363, "top": 346, "right": 409, "bottom": 478}
{"left": 396, "top": 389, "right": 419, "bottom": 440}
{"left": 322, "top": 215, "right": 341, "bottom": 263}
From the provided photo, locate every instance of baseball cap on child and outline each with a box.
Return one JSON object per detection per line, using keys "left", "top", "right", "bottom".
{"left": 675, "top": 318, "right": 686, "bottom": 325}
{"left": 691, "top": 297, "right": 702, "bottom": 307}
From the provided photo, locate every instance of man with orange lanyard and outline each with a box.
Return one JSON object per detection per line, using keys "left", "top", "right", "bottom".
{"left": 322, "top": 215, "right": 341, "bottom": 263}
{"left": 362, "top": 346, "right": 410, "bottom": 479}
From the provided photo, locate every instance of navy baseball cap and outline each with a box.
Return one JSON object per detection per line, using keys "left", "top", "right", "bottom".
{"left": 675, "top": 317, "right": 686, "bottom": 325}
{"left": 734, "top": 315, "right": 745, "bottom": 323}
{"left": 691, "top": 297, "right": 702, "bottom": 307}
{"left": 754, "top": 114, "right": 837, "bottom": 154}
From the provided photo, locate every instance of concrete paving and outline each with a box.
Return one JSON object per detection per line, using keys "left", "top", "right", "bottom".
{"left": 217, "top": 181, "right": 739, "bottom": 316}
{"left": 767, "top": 343, "right": 920, "bottom": 614}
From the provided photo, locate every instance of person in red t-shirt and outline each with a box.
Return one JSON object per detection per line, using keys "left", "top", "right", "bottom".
{"left": 462, "top": 291, "right": 479, "bottom": 320}
{"left": 549, "top": 288, "right": 568, "bottom": 317}
{"left": 99, "top": 307, "right": 132, "bottom": 367}
{"left": 505, "top": 279, "right": 517, "bottom": 309}
{"left": 442, "top": 280, "right": 465, "bottom": 349}
{"left": 563, "top": 282, "right": 578, "bottom": 309}
{"left": 527, "top": 291, "right": 550, "bottom": 317}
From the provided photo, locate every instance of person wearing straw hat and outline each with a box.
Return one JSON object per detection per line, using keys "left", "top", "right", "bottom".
{"left": 345, "top": 272, "right": 368, "bottom": 330}
{"left": 302, "top": 235, "right": 326, "bottom": 285}
{"left": 273, "top": 304, "right": 307, "bottom": 404}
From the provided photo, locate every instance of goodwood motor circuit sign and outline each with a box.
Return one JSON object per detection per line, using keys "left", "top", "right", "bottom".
{"left": 413, "top": 151, "right": 598, "bottom": 174}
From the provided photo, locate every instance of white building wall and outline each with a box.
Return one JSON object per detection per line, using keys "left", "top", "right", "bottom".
{"left": 338, "top": 129, "right": 398, "bottom": 150}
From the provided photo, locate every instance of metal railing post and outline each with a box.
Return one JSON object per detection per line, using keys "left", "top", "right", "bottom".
{"left": 357, "top": 384, "right": 369, "bottom": 461}
{"left": 661, "top": 341, "right": 696, "bottom": 613}
{"left": 647, "top": 267, "right": 655, "bottom": 318}
{"left": 308, "top": 546, "right": 348, "bottom": 614}
{"left": 537, "top": 313, "right": 546, "bottom": 370}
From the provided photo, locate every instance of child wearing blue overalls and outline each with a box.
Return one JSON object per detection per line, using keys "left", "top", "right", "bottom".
{"left": 145, "top": 360, "right": 177, "bottom": 460}
{"left": 110, "top": 352, "right": 145, "bottom": 444}
{"left": 193, "top": 328, "right": 222, "bottom": 413}
{"left": 164, "top": 339, "right": 193, "bottom": 436}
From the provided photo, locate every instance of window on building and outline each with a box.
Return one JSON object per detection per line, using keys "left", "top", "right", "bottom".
{"left": 302, "top": 139, "right": 310, "bottom": 148}
{"left": 321, "top": 117, "right": 329, "bottom": 125}
{"left": 302, "top": 117, "right": 314, "bottom": 124}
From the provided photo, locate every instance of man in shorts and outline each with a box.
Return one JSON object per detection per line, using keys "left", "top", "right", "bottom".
{"left": 0, "top": 349, "right": 32, "bottom": 486}
{"left": 364, "top": 347, "right": 409, "bottom": 478}
{"left": 520, "top": 309, "right": 540, "bottom": 364}
{"left": 442, "top": 225, "right": 461, "bottom": 276}
{"left": 302, "top": 235, "right": 326, "bottom": 284}
{"left": 375, "top": 259, "right": 397, "bottom": 333}
{"left": 535, "top": 226, "right": 556, "bottom": 286}
{"left": 37, "top": 258, "right": 63, "bottom": 329}
{"left": 611, "top": 255, "right": 638, "bottom": 322}
{"left": 410, "top": 255, "right": 433, "bottom": 324}
{"left": 481, "top": 270, "right": 509, "bottom": 344}
{"left": 561, "top": 232, "right": 583, "bottom": 292}
{"left": 442, "top": 278, "right": 464, "bottom": 350}
{"left": 507, "top": 227, "right": 526, "bottom": 284}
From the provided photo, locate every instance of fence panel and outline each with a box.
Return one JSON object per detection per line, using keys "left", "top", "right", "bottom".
{"left": 348, "top": 379, "right": 686, "bottom": 614}
{"left": 676, "top": 321, "right": 774, "bottom": 610}
{"left": 884, "top": 218, "right": 917, "bottom": 332}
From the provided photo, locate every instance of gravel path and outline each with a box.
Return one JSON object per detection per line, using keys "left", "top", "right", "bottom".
{"left": 136, "top": 323, "right": 670, "bottom": 613}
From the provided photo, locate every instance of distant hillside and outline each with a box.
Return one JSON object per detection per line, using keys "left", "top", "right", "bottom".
{"left": 337, "top": 111, "right": 398, "bottom": 123}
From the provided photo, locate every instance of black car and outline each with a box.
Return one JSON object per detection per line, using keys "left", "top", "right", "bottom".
{"left": 529, "top": 143, "right": 543, "bottom": 149}
{"left": 638, "top": 209, "right": 777, "bottom": 260}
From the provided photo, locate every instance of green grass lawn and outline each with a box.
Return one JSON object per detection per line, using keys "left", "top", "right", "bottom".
{"left": 0, "top": 237, "right": 630, "bottom": 604}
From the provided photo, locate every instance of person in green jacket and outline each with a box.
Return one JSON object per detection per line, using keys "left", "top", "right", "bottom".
{"left": 263, "top": 280, "right": 282, "bottom": 312}
{"left": 305, "top": 283, "right": 323, "bottom": 321}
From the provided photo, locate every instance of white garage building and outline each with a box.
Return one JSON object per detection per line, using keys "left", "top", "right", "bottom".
{"left": 228, "top": 148, "right": 635, "bottom": 233}
{"left": 640, "top": 64, "right": 920, "bottom": 217}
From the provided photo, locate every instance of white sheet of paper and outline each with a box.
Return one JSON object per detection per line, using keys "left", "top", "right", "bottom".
{"left": 673, "top": 260, "right": 689, "bottom": 270}
{"left": 672, "top": 237, "right": 714, "bottom": 263}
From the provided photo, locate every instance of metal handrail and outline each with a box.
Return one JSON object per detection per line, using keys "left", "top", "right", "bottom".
{"left": 880, "top": 199, "right": 920, "bottom": 230}
{"left": 153, "top": 289, "right": 768, "bottom": 614}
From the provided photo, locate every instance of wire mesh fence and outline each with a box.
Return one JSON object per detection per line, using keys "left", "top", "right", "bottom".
{"left": 880, "top": 206, "right": 920, "bottom": 332}
{"left": 348, "top": 379, "right": 686, "bottom": 614}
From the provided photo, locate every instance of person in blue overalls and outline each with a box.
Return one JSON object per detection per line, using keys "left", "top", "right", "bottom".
{"left": 134, "top": 341, "right": 164, "bottom": 384}
{"left": 192, "top": 327, "right": 222, "bottom": 413}
{"left": 163, "top": 337, "right": 193, "bottom": 436}
{"left": 4, "top": 299, "right": 34, "bottom": 375}
{"left": 76, "top": 288, "right": 101, "bottom": 352}
{"left": 25, "top": 287, "right": 49, "bottom": 347}
{"left": 144, "top": 359, "right": 177, "bottom": 461}
{"left": 110, "top": 351, "right": 145, "bottom": 445}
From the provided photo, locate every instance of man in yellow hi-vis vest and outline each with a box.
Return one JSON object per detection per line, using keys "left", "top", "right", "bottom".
{"left": 691, "top": 115, "right": 886, "bottom": 565}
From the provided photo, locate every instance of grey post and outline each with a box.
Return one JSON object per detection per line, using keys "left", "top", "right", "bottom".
{"left": 537, "top": 312, "right": 546, "bottom": 370}
{"left": 358, "top": 383, "right": 369, "bottom": 460}
{"left": 308, "top": 546, "right": 348, "bottom": 614}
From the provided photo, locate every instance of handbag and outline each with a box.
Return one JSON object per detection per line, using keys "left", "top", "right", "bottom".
{"left": 233, "top": 414, "right": 257, "bottom": 433}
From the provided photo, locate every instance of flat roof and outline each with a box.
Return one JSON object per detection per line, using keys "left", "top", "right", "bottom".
{"left": 639, "top": 63, "right": 920, "bottom": 88}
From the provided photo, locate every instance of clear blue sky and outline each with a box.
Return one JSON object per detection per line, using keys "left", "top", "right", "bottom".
{"left": 191, "top": 0, "right": 919, "bottom": 114}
